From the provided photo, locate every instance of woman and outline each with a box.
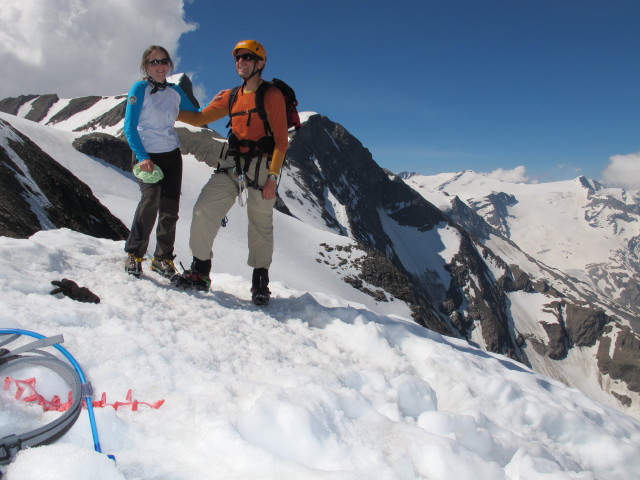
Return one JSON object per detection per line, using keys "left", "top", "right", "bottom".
{"left": 123, "top": 45, "right": 197, "bottom": 278}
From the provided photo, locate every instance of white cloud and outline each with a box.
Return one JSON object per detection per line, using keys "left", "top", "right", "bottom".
{"left": 485, "top": 165, "right": 530, "bottom": 183}
{"left": 601, "top": 152, "right": 640, "bottom": 190}
{"left": 0, "top": 0, "right": 196, "bottom": 99}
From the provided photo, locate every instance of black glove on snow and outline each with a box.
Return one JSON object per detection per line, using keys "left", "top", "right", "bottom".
{"left": 50, "top": 279, "right": 100, "bottom": 304}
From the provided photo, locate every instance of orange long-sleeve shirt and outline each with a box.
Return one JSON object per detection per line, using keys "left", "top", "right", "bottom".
{"left": 178, "top": 83, "right": 288, "bottom": 175}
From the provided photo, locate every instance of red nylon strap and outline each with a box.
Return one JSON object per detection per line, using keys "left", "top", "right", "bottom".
{"left": 4, "top": 376, "right": 164, "bottom": 411}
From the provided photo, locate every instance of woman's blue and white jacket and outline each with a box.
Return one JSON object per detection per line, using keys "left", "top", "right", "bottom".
{"left": 123, "top": 80, "right": 198, "bottom": 162}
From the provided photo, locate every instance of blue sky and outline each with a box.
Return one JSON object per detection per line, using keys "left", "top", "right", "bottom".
{"left": 0, "top": 0, "right": 638, "bottom": 186}
{"left": 175, "top": 0, "right": 640, "bottom": 184}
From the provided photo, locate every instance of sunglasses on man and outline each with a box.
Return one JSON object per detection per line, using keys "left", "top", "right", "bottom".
{"left": 147, "top": 58, "right": 170, "bottom": 66}
{"left": 235, "top": 53, "right": 259, "bottom": 62}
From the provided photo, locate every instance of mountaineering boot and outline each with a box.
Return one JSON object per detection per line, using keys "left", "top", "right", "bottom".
{"left": 172, "top": 257, "right": 211, "bottom": 291}
{"left": 150, "top": 257, "right": 178, "bottom": 279}
{"left": 251, "top": 267, "right": 271, "bottom": 306}
{"left": 125, "top": 254, "right": 145, "bottom": 277}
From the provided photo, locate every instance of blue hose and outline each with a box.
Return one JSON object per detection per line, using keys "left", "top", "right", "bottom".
{"left": 0, "top": 328, "right": 113, "bottom": 460}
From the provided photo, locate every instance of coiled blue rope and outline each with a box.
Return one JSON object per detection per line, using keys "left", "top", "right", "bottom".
{"left": 0, "top": 328, "right": 114, "bottom": 461}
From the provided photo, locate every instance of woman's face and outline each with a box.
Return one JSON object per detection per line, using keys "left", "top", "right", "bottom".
{"left": 145, "top": 49, "right": 170, "bottom": 83}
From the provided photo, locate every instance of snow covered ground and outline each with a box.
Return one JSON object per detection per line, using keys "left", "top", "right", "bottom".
{"left": 2, "top": 229, "right": 640, "bottom": 479}
{"left": 1, "top": 112, "right": 640, "bottom": 479}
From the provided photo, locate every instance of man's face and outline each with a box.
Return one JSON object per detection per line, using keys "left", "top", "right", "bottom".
{"left": 235, "top": 48, "right": 265, "bottom": 78}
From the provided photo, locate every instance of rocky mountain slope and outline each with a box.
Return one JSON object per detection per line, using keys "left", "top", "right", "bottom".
{"left": 0, "top": 117, "right": 127, "bottom": 240}
{"left": 1, "top": 75, "right": 638, "bottom": 418}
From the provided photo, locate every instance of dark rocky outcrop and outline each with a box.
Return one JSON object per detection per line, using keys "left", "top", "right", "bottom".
{"left": 539, "top": 321, "right": 568, "bottom": 360}
{"left": 447, "top": 195, "right": 495, "bottom": 242}
{"left": 176, "top": 127, "right": 225, "bottom": 167}
{"left": 46, "top": 96, "right": 103, "bottom": 125}
{"left": 468, "top": 192, "right": 518, "bottom": 238}
{"left": 176, "top": 74, "right": 202, "bottom": 111}
{"left": 287, "top": 115, "right": 446, "bottom": 255}
{"left": 445, "top": 239, "right": 528, "bottom": 363}
{"left": 597, "top": 324, "right": 640, "bottom": 393}
{"left": 565, "top": 303, "right": 610, "bottom": 348}
{"left": 24, "top": 95, "right": 60, "bottom": 123}
{"left": 74, "top": 97, "right": 127, "bottom": 132}
{"left": 72, "top": 132, "right": 132, "bottom": 171}
{"left": 0, "top": 95, "right": 38, "bottom": 115}
{"left": 0, "top": 118, "right": 128, "bottom": 240}
{"left": 0, "top": 94, "right": 61, "bottom": 123}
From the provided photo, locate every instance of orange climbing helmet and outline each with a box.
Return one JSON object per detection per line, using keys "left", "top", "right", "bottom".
{"left": 232, "top": 40, "right": 266, "bottom": 60}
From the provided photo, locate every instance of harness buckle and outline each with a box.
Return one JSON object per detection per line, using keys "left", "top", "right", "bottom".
{"left": 0, "top": 434, "right": 21, "bottom": 464}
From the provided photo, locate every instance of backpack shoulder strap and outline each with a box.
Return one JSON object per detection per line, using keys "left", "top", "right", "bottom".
{"left": 228, "top": 86, "right": 241, "bottom": 113}
{"left": 225, "top": 86, "right": 242, "bottom": 129}
{"left": 254, "top": 80, "right": 273, "bottom": 136}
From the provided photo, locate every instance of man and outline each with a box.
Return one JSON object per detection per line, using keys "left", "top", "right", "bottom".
{"left": 176, "top": 40, "right": 288, "bottom": 305}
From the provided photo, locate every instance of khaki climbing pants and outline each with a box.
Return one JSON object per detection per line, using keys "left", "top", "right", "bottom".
{"left": 189, "top": 156, "right": 276, "bottom": 269}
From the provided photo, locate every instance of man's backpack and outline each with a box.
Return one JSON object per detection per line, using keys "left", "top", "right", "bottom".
{"left": 226, "top": 78, "right": 301, "bottom": 135}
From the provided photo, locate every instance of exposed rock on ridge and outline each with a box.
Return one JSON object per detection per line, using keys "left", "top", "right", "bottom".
{"left": 0, "top": 118, "right": 128, "bottom": 240}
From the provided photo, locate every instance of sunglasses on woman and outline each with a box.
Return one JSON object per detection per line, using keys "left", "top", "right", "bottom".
{"left": 147, "top": 58, "right": 170, "bottom": 66}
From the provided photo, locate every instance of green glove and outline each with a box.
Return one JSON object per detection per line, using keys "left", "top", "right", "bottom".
{"left": 133, "top": 163, "right": 164, "bottom": 184}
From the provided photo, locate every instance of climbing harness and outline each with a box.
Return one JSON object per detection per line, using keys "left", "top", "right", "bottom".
{"left": 219, "top": 132, "right": 274, "bottom": 196}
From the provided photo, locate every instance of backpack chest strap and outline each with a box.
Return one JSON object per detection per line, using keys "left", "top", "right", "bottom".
{"left": 228, "top": 107, "right": 260, "bottom": 128}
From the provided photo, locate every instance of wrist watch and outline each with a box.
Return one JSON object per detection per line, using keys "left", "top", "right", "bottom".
{"left": 267, "top": 174, "right": 278, "bottom": 181}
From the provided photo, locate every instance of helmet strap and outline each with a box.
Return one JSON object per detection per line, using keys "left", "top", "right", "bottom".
{"left": 241, "top": 64, "right": 263, "bottom": 87}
